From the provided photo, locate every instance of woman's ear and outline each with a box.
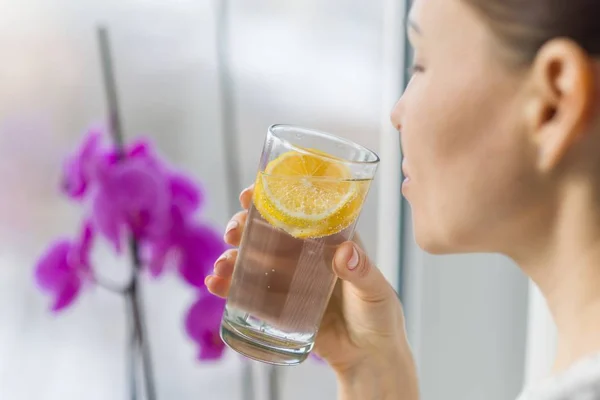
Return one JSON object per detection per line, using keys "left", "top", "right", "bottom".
{"left": 523, "top": 39, "right": 595, "bottom": 172}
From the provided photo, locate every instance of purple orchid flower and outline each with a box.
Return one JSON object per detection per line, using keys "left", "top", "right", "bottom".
{"left": 185, "top": 292, "right": 227, "bottom": 360}
{"left": 34, "top": 222, "right": 94, "bottom": 312}
{"left": 92, "top": 138, "right": 174, "bottom": 250}
{"left": 38, "top": 127, "right": 229, "bottom": 365}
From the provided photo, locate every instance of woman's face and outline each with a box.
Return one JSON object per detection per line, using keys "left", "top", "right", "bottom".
{"left": 392, "top": 0, "right": 547, "bottom": 254}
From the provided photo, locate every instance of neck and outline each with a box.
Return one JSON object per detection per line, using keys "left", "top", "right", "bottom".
{"left": 517, "top": 180, "right": 600, "bottom": 374}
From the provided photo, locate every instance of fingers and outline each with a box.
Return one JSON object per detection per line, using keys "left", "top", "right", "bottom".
{"left": 206, "top": 249, "right": 238, "bottom": 298}
{"left": 332, "top": 241, "right": 392, "bottom": 303}
{"left": 208, "top": 184, "right": 253, "bottom": 299}
{"left": 209, "top": 184, "right": 253, "bottom": 298}
{"left": 214, "top": 249, "right": 237, "bottom": 278}
{"left": 239, "top": 184, "right": 254, "bottom": 210}
{"left": 223, "top": 210, "right": 248, "bottom": 246}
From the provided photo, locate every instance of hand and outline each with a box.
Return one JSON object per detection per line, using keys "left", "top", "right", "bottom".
{"left": 206, "top": 185, "right": 418, "bottom": 399}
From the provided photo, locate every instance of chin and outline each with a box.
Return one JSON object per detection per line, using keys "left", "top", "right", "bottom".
{"left": 412, "top": 220, "right": 478, "bottom": 255}
{"left": 414, "top": 235, "right": 454, "bottom": 255}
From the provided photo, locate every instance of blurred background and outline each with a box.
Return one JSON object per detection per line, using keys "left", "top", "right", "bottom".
{"left": 0, "top": 0, "right": 549, "bottom": 399}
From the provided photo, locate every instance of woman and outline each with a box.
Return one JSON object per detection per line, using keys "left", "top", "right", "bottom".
{"left": 207, "top": 0, "right": 600, "bottom": 398}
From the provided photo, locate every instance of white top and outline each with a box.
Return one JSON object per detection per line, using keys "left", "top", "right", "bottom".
{"left": 517, "top": 355, "right": 600, "bottom": 399}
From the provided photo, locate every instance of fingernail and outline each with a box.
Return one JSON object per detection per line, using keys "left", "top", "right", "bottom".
{"left": 205, "top": 276, "right": 214, "bottom": 285}
{"left": 347, "top": 246, "right": 359, "bottom": 270}
{"left": 214, "top": 254, "right": 229, "bottom": 276}
{"left": 225, "top": 220, "right": 238, "bottom": 235}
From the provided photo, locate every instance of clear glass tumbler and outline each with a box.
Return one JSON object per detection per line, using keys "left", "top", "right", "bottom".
{"left": 220, "top": 125, "right": 379, "bottom": 365}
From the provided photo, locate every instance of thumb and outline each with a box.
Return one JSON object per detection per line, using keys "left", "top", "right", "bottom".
{"left": 333, "top": 241, "right": 391, "bottom": 302}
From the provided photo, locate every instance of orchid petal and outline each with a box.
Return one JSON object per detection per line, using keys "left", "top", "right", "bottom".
{"left": 92, "top": 189, "right": 123, "bottom": 253}
{"left": 51, "top": 276, "right": 81, "bottom": 312}
{"left": 177, "top": 224, "right": 225, "bottom": 288}
{"left": 35, "top": 240, "right": 72, "bottom": 291}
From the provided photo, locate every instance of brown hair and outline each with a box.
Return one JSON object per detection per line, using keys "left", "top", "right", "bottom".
{"left": 463, "top": 0, "right": 600, "bottom": 64}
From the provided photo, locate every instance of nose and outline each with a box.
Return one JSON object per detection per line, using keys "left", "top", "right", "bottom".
{"left": 390, "top": 96, "right": 403, "bottom": 131}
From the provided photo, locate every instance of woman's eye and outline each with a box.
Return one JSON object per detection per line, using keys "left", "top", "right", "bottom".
{"left": 408, "top": 64, "right": 425, "bottom": 76}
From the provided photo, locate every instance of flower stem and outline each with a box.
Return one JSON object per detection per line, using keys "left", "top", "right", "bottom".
{"left": 95, "top": 275, "right": 129, "bottom": 294}
{"left": 126, "top": 297, "right": 139, "bottom": 400}
{"left": 128, "top": 238, "right": 157, "bottom": 400}
{"left": 97, "top": 25, "right": 157, "bottom": 400}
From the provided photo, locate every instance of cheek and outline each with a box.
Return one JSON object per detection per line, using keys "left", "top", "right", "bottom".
{"left": 402, "top": 75, "right": 478, "bottom": 185}
{"left": 402, "top": 72, "right": 532, "bottom": 252}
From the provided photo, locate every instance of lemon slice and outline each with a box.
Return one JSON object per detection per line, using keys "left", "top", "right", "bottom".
{"left": 253, "top": 149, "right": 366, "bottom": 238}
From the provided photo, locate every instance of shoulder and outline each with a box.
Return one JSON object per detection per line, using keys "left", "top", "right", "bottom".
{"left": 517, "top": 354, "right": 600, "bottom": 400}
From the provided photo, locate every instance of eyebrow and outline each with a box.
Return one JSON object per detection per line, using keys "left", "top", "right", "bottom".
{"left": 407, "top": 19, "right": 422, "bottom": 34}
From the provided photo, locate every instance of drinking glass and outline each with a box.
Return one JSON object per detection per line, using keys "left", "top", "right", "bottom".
{"left": 220, "top": 124, "right": 379, "bottom": 365}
